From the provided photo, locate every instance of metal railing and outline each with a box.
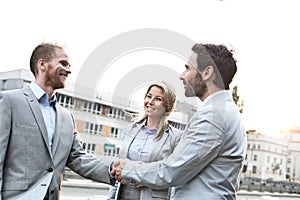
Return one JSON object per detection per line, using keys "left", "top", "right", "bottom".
{"left": 239, "top": 177, "right": 300, "bottom": 194}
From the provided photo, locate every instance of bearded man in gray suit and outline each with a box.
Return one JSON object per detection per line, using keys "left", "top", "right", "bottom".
{"left": 112, "top": 43, "right": 247, "bottom": 200}
{"left": 0, "top": 43, "right": 112, "bottom": 200}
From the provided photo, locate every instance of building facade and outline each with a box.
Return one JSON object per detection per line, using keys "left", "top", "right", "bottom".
{"left": 243, "top": 129, "right": 300, "bottom": 182}
{"left": 283, "top": 126, "right": 300, "bottom": 182}
{"left": 243, "top": 130, "right": 289, "bottom": 181}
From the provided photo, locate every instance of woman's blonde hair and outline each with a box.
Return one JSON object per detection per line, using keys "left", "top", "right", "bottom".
{"left": 132, "top": 81, "right": 177, "bottom": 141}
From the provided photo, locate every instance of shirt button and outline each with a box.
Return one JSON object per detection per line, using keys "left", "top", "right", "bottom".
{"left": 51, "top": 190, "right": 55, "bottom": 194}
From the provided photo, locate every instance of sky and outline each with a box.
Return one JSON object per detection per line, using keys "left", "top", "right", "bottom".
{"left": 1, "top": 0, "right": 300, "bottom": 136}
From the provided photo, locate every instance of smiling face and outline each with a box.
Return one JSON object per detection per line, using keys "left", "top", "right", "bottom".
{"left": 43, "top": 48, "right": 71, "bottom": 90}
{"left": 180, "top": 52, "right": 208, "bottom": 99}
{"left": 144, "top": 85, "right": 166, "bottom": 119}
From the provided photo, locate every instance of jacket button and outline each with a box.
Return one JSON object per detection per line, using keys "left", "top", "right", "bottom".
{"left": 51, "top": 190, "right": 54, "bottom": 194}
{"left": 47, "top": 168, "right": 53, "bottom": 172}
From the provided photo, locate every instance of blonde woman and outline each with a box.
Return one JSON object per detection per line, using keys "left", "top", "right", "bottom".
{"left": 108, "top": 82, "right": 182, "bottom": 200}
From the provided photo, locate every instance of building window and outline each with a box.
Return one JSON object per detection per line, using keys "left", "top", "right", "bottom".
{"left": 258, "top": 144, "right": 261, "bottom": 150}
{"left": 253, "top": 144, "right": 256, "bottom": 149}
{"left": 110, "top": 127, "right": 121, "bottom": 138}
{"left": 254, "top": 154, "right": 258, "bottom": 161}
{"left": 104, "top": 144, "right": 119, "bottom": 157}
{"left": 169, "top": 121, "right": 185, "bottom": 130}
{"left": 56, "top": 93, "right": 74, "bottom": 108}
{"left": 84, "top": 122, "right": 103, "bottom": 135}
{"left": 83, "top": 142, "right": 96, "bottom": 154}
{"left": 287, "top": 167, "right": 290, "bottom": 173}
{"left": 92, "top": 103, "right": 102, "bottom": 115}
{"left": 83, "top": 101, "right": 92, "bottom": 112}
{"left": 253, "top": 165, "right": 257, "bottom": 174}
{"left": 247, "top": 143, "right": 250, "bottom": 150}
{"left": 104, "top": 148, "right": 112, "bottom": 156}
{"left": 108, "top": 107, "right": 125, "bottom": 120}
{"left": 113, "top": 147, "right": 120, "bottom": 157}
{"left": 288, "top": 157, "right": 291, "bottom": 164}
{"left": 267, "top": 156, "right": 270, "bottom": 163}
{"left": 83, "top": 101, "right": 102, "bottom": 115}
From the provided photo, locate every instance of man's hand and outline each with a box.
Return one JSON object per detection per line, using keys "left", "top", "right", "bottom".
{"left": 111, "top": 159, "right": 128, "bottom": 184}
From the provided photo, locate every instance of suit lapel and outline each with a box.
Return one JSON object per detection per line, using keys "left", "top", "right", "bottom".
{"left": 121, "top": 126, "right": 140, "bottom": 158}
{"left": 23, "top": 87, "right": 52, "bottom": 157}
{"left": 149, "top": 129, "right": 169, "bottom": 161}
{"left": 51, "top": 105, "right": 63, "bottom": 156}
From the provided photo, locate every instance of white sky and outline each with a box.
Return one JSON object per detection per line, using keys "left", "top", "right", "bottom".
{"left": 1, "top": 0, "right": 300, "bottom": 136}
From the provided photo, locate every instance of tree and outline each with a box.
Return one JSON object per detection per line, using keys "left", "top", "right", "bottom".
{"left": 232, "top": 86, "right": 244, "bottom": 113}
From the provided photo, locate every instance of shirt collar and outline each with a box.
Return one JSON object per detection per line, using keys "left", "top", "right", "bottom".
{"left": 137, "top": 119, "right": 157, "bottom": 134}
{"left": 141, "top": 125, "right": 157, "bottom": 134}
{"left": 29, "top": 82, "right": 57, "bottom": 107}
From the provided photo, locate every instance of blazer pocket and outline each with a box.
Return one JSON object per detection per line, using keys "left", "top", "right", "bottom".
{"left": 15, "top": 123, "right": 37, "bottom": 130}
{"left": 2, "top": 180, "right": 29, "bottom": 191}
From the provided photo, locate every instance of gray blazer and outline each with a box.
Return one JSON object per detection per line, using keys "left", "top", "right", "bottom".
{"left": 0, "top": 87, "right": 111, "bottom": 200}
{"left": 108, "top": 122, "right": 182, "bottom": 200}
{"left": 120, "top": 91, "right": 247, "bottom": 200}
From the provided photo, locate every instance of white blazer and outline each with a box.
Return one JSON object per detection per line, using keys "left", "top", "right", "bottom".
{"left": 120, "top": 91, "right": 247, "bottom": 200}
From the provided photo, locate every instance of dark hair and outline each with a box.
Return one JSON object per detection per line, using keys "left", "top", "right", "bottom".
{"left": 29, "top": 43, "right": 63, "bottom": 76}
{"left": 192, "top": 43, "right": 237, "bottom": 90}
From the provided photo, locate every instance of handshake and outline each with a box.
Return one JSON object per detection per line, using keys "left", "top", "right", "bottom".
{"left": 110, "top": 159, "right": 143, "bottom": 188}
{"left": 110, "top": 159, "right": 128, "bottom": 184}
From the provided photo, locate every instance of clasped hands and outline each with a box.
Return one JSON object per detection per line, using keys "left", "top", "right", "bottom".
{"left": 111, "top": 159, "right": 143, "bottom": 188}
{"left": 111, "top": 158, "right": 127, "bottom": 184}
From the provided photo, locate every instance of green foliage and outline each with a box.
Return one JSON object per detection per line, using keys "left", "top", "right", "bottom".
{"left": 232, "top": 86, "right": 244, "bottom": 113}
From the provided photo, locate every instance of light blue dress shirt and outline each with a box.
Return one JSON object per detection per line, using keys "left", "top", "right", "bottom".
{"left": 30, "top": 82, "right": 57, "bottom": 151}
{"left": 128, "top": 125, "right": 157, "bottom": 163}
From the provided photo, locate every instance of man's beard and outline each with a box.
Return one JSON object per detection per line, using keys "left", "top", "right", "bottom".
{"left": 46, "top": 72, "right": 66, "bottom": 90}
{"left": 185, "top": 73, "right": 207, "bottom": 98}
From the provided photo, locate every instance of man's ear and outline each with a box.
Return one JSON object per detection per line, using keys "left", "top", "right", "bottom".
{"left": 37, "top": 59, "right": 47, "bottom": 72}
{"left": 202, "top": 65, "right": 214, "bottom": 81}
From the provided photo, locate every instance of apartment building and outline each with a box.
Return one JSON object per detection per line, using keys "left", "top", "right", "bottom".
{"left": 243, "top": 130, "right": 289, "bottom": 181}
{"left": 283, "top": 126, "right": 300, "bottom": 182}
{"left": 243, "top": 129, "right": 300, "bottom": 182}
